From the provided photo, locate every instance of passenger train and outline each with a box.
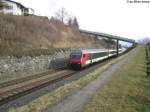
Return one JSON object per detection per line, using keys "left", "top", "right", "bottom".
{"left": 69, "top": 49, "right": 123, "bottom": 68}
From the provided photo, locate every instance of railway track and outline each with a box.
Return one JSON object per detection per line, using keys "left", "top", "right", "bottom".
{"left": 0, "top": 69, "right": 76, "bottom": 105}
{"left": 0, "top": 56, "right": 116, "bottom": 106}
{"left": 0, "top": 70, "right": 59, "bottom": 88}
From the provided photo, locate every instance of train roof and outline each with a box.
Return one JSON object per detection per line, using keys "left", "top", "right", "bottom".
{"left": 71, "top": 49, "right": 117, "bottom": 54}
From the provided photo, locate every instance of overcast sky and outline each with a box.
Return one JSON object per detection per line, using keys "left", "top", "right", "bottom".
{"left": 15, "top": 0, "right": 150, "bottom": 41}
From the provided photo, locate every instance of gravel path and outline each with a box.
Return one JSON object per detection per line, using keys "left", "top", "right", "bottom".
{"left": 46, "top": 48, "right": 139, "bottom": 112}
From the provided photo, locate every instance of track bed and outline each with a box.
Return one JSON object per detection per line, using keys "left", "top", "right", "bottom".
{"left": 0, "top": 56, "right": 116, "bottom": 108}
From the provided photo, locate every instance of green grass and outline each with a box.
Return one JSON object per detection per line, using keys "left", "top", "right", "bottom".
{"left": 9, "top": 46, "right": 132, "bottom": 112}
{"left": 83, "top": 46, "right": 150, "bottom": 112}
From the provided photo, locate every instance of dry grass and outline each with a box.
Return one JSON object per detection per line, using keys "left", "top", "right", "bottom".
{"left": 0, "top": 13, "right": 110, "bottom": 57}
{"left": 83, "top": 46, "right": 150, "bottom": 112}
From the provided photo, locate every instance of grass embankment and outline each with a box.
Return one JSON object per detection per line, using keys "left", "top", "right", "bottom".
{"left": 83, "top": 46, "right": 150, "bottom": 112}
{"left": 9, "top": 46, "right": 134, "bottom": 112}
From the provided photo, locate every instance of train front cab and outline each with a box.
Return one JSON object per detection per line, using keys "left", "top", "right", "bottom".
{"left": 69, "top": 52, "right": 92, "bottom": 69}
{"left": 69, "top": 52, "right": 82, "bottom": 69}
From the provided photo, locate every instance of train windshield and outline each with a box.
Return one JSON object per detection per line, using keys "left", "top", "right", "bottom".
{"left": 70, "top": 53, "right": 82, "bottom": 59}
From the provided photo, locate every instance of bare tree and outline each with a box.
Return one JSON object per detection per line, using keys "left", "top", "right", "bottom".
{"left": 55, "top": 8, "right": 69, "bottom": 23}
{"left": 72, "top": 17, "right": 79, "bottom": 28}
{"left": 67, "top": 17, "right": 79, "bottom": 28}
{"left": 67, "top": 17, "right": 72, "bottom": 26}
{"left": 54, "top": 8, "right": 79, "bottom": 28}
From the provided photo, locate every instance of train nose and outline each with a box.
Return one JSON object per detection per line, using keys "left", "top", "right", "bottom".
{"left": 69, "top": 59, "right": 81, "bottom": 63}
{"left": 69, "top": 60, "right": 81, "bottom": 69}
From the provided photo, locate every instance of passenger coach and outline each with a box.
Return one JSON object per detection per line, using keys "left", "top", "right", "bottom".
{"left": 69, "top": 49, "right": 121, "bottom": 69}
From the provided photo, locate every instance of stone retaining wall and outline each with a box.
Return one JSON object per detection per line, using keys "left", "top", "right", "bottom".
{"left": 0, "top": 51, "right": 70, "bottom": 82}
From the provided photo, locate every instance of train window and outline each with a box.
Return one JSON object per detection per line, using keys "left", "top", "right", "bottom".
{"left": 70, "top": 53, "right": 82, "bottom": 59}
{"left": 92, "top": 52, "right": 108, "bottom": 59}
